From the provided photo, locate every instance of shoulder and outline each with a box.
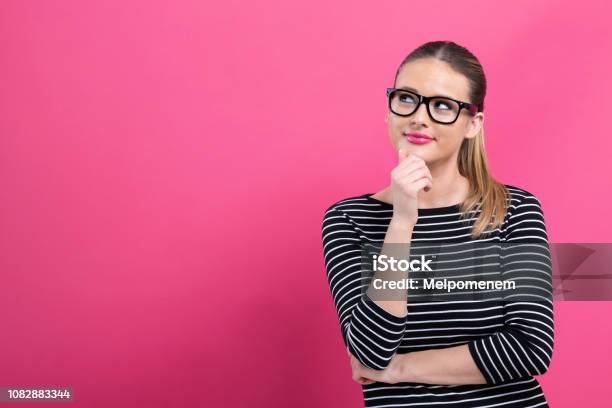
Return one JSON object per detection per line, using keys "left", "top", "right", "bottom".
{"left": 503, "top": 183, "right": 545, "bottom": 216}
{"left": 501, "top": 184, "right": 548, "bottom": 241}
{"left": 322, "top": 193, "right": 374, "bottom": 219}
{"left": 321, "top": 194, "right": 370, "bottom": 243}
{"left": 504, "top": 184, "right": 542, "bottom": 204}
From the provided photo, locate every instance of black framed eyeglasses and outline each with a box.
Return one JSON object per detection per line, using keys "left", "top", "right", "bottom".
{"left": 386, "top": 87, "right": 480, "bottom": 124}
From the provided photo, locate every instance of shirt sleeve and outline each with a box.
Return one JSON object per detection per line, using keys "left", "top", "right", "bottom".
{"left": 322, "top": 205, "right": 407, "bottom": 370}
{"left": 468, "top": 193, "right": 555, "bottom": 384}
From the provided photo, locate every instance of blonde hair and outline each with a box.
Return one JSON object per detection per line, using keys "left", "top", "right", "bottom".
{"left": 457, "top": 126, "right": 509, "bottom": 238}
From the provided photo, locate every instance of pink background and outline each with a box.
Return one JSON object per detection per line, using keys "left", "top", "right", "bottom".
{"left": 1, "top": 0, "right": 611, "bottom": 406}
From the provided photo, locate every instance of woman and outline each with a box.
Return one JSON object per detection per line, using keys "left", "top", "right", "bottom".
{"left": 322, "top": 41, "right": 554, "bottom": 407}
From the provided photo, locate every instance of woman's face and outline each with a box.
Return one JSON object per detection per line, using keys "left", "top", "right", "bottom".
{"left": 385, "top": 57, "right": 484, "bottom": 165}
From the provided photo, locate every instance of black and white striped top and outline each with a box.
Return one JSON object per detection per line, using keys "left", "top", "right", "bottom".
{"left": 321, "top": 184, "right": 554, "bottom": 408}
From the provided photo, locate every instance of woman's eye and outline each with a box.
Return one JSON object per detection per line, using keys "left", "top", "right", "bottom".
{"left": 434, "top": 101, "right": 451, "bottom": 110}
{"left": 399, "top": 95, "right": 417, "bottom": 104}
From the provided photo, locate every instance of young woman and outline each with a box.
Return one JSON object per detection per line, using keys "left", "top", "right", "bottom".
{"left": 322, "top": 41, "right": 554, "bottom": 407}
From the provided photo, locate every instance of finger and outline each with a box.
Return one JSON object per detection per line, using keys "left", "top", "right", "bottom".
{"left": 420, "top": 166, "right": 433, "bottom": 192}
{"left": 409, "top": 173, "right": 432, "bottom": 188}
{"left": 393, "top": 171, "right": 432, "bottom": 195}
{"left": 395, "top": 161, "right": 430, "bottom": 179}
{"left": 414, "top": 177, "right": 432, "bottom": 193}
{"left": 395, "top": 154, "right": 425, "bottom": 172}
{"left": 349, "top": 355, "right": 359, "bottom": 370}
{"left": 407, "top": 153, "right": 426, "bottom": 165}
{"left": 409, "top": 152, "right": 425, "bottom": 161}
{"left": 406, "top": 169, "right": 433, "bottom": 186}
{"left": 398, "top": 148, "right": 408, "bottom": 163}
{"left": 398, "top": 148, "right": 422, "bottom": 163}
{"left": 357, "top": 363, "right": 381, "bottom": 379}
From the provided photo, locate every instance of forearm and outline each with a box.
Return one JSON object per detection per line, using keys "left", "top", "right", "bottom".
{"left": 398, "top": 344, "right": 487, "bottom": 385}
{"left": 366, "top": 217, "right": 414, "bottom": 318}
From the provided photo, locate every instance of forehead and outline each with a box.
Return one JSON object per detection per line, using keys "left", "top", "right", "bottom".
{"left": 395, "top": 58, "right": 471, "bottom": 101}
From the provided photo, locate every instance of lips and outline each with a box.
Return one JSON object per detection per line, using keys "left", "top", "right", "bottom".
{"left": 404, "top": 132, "right": 434, "bottom": 145}
{"left": 404, "top": 132, "right": 433, "bottom": 140}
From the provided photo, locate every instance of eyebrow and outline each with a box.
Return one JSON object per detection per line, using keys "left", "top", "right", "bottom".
{"left": 397, "top": 86, "right": 457, "bottom": 100}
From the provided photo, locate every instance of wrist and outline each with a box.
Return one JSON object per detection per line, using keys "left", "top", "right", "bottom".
{"left": 390, "top": 216, "right": 415, "bottom": 231}
{"left": 384, "top": 354, "right": 410, "bottom": 384}
{"left": 393, "top": 352, "right": 417, "bottom": 383}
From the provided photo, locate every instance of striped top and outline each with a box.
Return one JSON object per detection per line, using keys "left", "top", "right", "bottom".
{"left": 321, "top": 184, "right": 554, "bottom": 408}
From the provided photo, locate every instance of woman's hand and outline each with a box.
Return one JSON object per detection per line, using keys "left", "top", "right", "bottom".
{"left": 347, "top": 347, "right": 406, "bottom": 385}
{"left": 390, "top": 149, "right": 433, "bottom": 225}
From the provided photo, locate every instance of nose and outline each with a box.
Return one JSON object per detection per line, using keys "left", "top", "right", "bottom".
{"left": 410, "top": 102, "right": 430, "bottom": 127}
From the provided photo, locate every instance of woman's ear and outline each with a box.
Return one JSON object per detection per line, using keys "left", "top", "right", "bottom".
{"left": 465, "top": 112, "right": 484, "bottom": 139}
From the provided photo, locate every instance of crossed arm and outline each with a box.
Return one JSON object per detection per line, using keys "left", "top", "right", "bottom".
{"left": 348, "top": 343, "right": 486, "bottom": 385}
{"left": 323, "top": 194, "right": 554, "bottom": 386}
